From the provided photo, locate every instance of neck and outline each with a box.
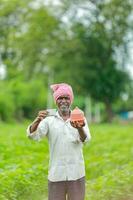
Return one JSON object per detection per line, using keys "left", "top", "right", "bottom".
{"left": 58, "top": 109, "right": 70, "bottom": 121}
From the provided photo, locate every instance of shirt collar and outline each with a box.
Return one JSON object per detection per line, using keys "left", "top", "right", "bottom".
{"left": 56, "top": 110, "right": 71, "bottom": 122}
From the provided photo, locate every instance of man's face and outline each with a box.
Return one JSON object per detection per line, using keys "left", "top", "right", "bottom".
{"left": 56, "top": 95, "right": 71, "bottom": 113}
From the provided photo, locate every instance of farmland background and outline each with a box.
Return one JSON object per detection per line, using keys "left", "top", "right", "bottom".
{"left": 0, "top": 0, "right": 133, "bottom": 200}
{"left": 0, "top": 122, "right": 133, "bottom": 200}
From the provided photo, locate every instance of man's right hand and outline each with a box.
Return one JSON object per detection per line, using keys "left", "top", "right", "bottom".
{"left": 35, "top": 110, "right": 49, "bottom": 122}
{"left": 30, "top": 110, "right": 48, "bottom": 133}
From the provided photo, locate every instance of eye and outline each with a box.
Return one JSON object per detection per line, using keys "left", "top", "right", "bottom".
{"left": 57, "top": 96, "right": 70, "bottom": 101}
{"left": 57, "top": 97, "right": 63, "bottom": 101}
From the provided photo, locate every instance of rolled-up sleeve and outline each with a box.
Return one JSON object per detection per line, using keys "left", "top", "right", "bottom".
{"left": 27, "top": 119, "right": 49, "bottom": 141}
{"left": 78, "top": 118, "right": 91, "bottom": 143}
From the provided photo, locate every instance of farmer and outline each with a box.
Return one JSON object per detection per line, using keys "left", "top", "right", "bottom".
{"left": 27, "top": 83, "right": 91, "bottom": 200}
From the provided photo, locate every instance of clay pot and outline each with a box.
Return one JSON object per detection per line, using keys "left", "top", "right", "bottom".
{"left": 70, "top": 107, "right": 84, "bottom": 122}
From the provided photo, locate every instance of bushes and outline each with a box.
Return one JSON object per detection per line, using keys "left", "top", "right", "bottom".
{"left": 0, "top": 82, "right": 15, "bottom": 122}
{"left": 0, "top": 80, "right": 48, "bottom": 122}
{"left": 0, "top": 122, "right": 49, "bottom": 200}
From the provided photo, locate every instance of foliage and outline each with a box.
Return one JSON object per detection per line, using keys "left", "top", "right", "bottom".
{"left": 0, "top": 122, "right": 133, "bottom": 200}
{"left": 0, "top": 0, "right": 133, "bottom": 122}
{"left": 52, "top": 0, "right": 133, "bottom": 121}
{"left": 0, "top": 82, "right": 15, "bottom": 121}
{"left": 0, "top": 0, "right": 60, "bottom": 80}
{"left": 113, "top": 80, "right": 133, "bottom": 112}
{"left": 14, "top": 6, "right": 60, "bottom": 80}
{"left": 0, "top": 79, "right": 47, "bottom": 122}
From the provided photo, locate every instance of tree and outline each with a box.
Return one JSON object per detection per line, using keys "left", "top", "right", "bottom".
{"left": 52, "top": 0, "right": 133, "bottom": 121}
{"left": 14, "top": 6, "right": 60, "bottom": 80}
{"left": 0, "top": 0, "right": 60, "bottom": 81}
{"left": 0, "top": 0, "right": 32, "bottom": 79}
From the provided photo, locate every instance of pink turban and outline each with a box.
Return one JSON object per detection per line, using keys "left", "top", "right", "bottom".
{"left": 50, "top": 83, "right": 74, "bottom": 103}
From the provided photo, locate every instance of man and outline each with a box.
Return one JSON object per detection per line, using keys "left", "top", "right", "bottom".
{"left": 27, "top": 83, "right": 91, "bottom": 200}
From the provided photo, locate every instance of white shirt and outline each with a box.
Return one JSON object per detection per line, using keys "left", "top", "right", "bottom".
{"left": 27, "top": 111, "right": 91, "bottom": 182}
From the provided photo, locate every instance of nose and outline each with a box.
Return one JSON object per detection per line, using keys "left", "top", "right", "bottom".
{"left": 62, "top": 98, "right": 66, "bottom": 102}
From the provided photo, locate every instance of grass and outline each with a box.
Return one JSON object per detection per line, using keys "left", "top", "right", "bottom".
{"left": 85, "top": 123, "right": 133, "bottom": 200}
{"left": 0, "top": 122, "right": 133, "bottom": 200}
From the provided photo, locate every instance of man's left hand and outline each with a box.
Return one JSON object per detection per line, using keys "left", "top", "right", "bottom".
{"left": 70, "top": 120, "right": 85, "bottom": 129}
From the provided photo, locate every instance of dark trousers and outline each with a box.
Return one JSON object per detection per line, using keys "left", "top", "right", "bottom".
{"left": 48, "top": 177, "right": 85, "bottom": 200}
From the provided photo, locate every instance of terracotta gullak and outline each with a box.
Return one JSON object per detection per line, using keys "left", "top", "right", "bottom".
{"left": 70, "top": 107, "right": 84, "bottom": 122}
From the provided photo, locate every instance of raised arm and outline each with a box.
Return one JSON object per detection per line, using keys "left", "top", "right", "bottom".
{"left": 30, "top": 110, "right": 48, "bottom": 133}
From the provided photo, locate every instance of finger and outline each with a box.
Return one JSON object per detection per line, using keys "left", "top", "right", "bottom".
{"left": 38, "top": 111, "right": 48, "bottom": 117}
{"left": 74, "top": 121, "right": 78, "bottom": 127}
{"left": 38, "top": 110, "right": 48, "bottom": 115}
{"left": 38, "top": 112, "right": 47, "bottom": 116}
{"left": 34, "top": 116, "right": 43, "bottom": 122}
{"left": 70, "top": 121, "right": 76, "bottom": 125}
{"left": 79, "top": 122, "right": 85, "bottom": 127}
{"left": 71, "top": 121, "right": 78, "bottom": 127}
{"left": 38, "top": 113, "right": 46, "bottom": 117}
{"left": 78, "top": 120, "right": 85, "bottom": 126}
{"left": 70, "top": 121, "right": 76, "bottom": 128}
{"left": 75, "top": 121, "right": 80, "bottom": 126}
{"left": 37, "top": 117, "right": 44, "bottom": 121}
{"left": 77, "top": 123, "right": 85, "bottom": 128}
{"left": 78, "top": 121, "right": 85, "bottom": 127}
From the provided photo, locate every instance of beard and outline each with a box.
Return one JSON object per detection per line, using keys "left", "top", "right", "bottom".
{"left": 60, "top": 104, "right": 69, "bottom": 113}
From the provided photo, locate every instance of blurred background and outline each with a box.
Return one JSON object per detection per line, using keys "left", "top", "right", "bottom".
{"left": 0, "top": 0, "right": 133, "bottom": 123}
{"left": 0, "top": 1, "right": 133, "bottom": 200}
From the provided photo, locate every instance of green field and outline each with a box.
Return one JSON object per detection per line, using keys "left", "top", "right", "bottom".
{"left": 0, "top": 122, "right": 133, "bottom": 200}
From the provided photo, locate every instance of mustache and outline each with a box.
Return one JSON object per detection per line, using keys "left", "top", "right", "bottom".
{"left": 61, "top": 104, "right": 68, "bottom": 107}
{"left": 60, "top": 104, "right": 69, "bottom": 110}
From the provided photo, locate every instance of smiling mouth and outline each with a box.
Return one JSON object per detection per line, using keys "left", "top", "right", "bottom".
{"left": 60, "top": 104, "right": 68, "bottom": 108}
{"left": 60, "top": 104, "right": 69, "bottom": 110}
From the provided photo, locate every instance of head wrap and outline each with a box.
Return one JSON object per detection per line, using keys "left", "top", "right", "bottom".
{"left": 50, "top": 83, "right": 74, "bottom": 104}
